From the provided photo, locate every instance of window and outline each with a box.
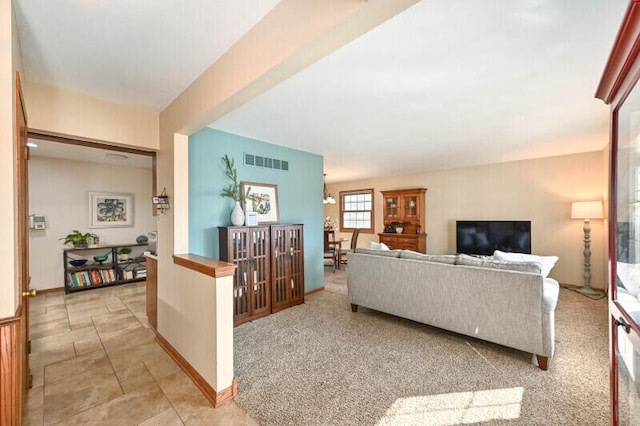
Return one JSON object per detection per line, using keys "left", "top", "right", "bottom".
{"left": 340, "top": 189, "right": 374, "bottom": 233}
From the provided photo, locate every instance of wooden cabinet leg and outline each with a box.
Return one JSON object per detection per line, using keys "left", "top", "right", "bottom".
{"left": 350, "top": 304, "right": 358, "bottom": 312}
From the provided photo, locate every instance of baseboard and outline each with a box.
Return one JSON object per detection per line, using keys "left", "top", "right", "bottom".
{"left": 305, "top": 286, "right": 324, "bottom": 296}
{"left": 37, "top": 287, "right": 64, "bottom": 295}
{"left": 559, "top": 282, "right": 580, "bottom": 289}
{"left": 155, "top": 332, "right": 237, "bottom": 407}
{"left": 559, "top": 282, "right": 607, "bottom": 292}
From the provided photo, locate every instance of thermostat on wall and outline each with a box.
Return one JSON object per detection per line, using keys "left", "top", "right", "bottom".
{"left": 29, "top": 214, "right": 46, "bottom": 230}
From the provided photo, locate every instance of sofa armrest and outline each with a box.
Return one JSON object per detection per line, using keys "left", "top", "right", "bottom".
{"left": 543, "top": 278, "right": 560, "bottom": 313}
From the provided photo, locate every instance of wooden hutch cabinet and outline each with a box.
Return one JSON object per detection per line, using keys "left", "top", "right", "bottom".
{"left": 378, "top": 188, "right": 427, "bottom": 253}
{"left": 270, "top": 224, "right": 305, "bottom": 313}
{"left": 219, "top": 224, "right": 304, "bottom": 326}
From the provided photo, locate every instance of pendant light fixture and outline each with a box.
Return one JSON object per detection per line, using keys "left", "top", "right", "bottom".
{"left": 323, "top": 174, "right": 336, "bottom": 204}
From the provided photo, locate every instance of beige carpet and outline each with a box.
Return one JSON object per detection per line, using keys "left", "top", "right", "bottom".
{"left": 234, "top": 270, "right": 609, "bottom": 425}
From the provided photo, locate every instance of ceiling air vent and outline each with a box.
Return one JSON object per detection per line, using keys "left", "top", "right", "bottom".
{"left": 244, "top": 153, "right": 289, "bottom": 172}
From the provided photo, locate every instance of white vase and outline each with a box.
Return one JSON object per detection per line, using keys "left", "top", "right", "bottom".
{"left": 231, "top": 201, "right": 245, "bottom": 226}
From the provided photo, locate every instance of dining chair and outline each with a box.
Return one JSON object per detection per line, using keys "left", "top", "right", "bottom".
{"left": 323, "top": 230, "right": 338, "bottom": 272}
{"left": 339, "top": 228, "right": 360, "bottom": 265}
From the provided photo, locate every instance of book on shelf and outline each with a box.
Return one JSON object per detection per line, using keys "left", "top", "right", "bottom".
{"left": 64, "top": 244, "right": 148, "bottom": 292}
{"left": 89, "top": 269, "right": 102, "bottom": 285}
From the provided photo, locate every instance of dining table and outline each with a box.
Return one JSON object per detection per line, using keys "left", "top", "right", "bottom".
{"left": 331, "top": 238, "right": 350, "bottom": 268}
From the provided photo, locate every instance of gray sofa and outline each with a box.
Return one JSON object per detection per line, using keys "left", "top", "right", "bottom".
{"left": 347, "top": 249, "right": 560, "bottom": 370}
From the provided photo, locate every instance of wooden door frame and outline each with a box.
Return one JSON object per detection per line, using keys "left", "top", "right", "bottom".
{"left": 26, "top": 131, "right": 157, "bottom": 203}
{"left": 596, "top": 1, "right": 640, "bottom": 424}
{"left": 0, "top": 70, "right": 29, "bottom": 426}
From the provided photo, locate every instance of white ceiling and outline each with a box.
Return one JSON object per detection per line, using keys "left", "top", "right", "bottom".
{"left": 210, "top": 0, "right": 628, "bottom": 182}
{"left": 14, "top": 0, "right": 628, "bottom": 182}
{"left": 14, "top": 0, "right": 280, "bottom": 111}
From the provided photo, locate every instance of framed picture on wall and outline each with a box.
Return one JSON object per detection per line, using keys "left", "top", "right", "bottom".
{"left": 241, "top": 182, "right": 279, "bottom": 224}
{"left": 89, "top": 192, "right": 134, "bottom": 228}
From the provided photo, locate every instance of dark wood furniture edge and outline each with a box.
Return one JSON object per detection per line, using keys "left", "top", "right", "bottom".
{"left": 172, "top": 254, "right": 236, "bottom": 278}
{"left": 155, "top": 332, "right": 237, "bottom": 407}
{"left": 596, "top": 0, "right": 640, "bottom": 103}
{"left": 350, "top": 303, "right": 358, "bottom": 312}
{"left": 271, "top": 299, "right": 304, "bottom": 314}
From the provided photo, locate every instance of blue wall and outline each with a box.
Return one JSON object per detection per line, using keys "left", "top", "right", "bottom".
{"left": 189, "top": 128, "right": 324, "bottom": 290}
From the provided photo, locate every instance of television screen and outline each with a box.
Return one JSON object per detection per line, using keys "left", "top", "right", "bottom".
{"left": 456, "top": 220, "right": 531, "bottom": 256}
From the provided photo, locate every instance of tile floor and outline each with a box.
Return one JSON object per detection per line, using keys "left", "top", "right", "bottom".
{"left": 24, "top": 282, "right": 258, "bottom": 426}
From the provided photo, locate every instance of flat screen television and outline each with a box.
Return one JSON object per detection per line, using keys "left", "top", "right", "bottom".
{"left": 456, "top": 220, "right": 531, "bottom": 256}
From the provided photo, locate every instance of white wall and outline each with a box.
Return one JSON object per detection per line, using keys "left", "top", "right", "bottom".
{"left": 325, "top": 150, "right": 608, "bottom": 289}
{"left": 25, "top": 81, "right": 159, "bottom": 150}
{"left": 28, "top": 156, "right": 155, "bottom": 290}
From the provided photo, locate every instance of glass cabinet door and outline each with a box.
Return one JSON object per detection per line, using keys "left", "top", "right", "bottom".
{"left": 384, "top": 196, "right": 399, "bottom": 220}
{"left": 612, "top": 71, "right": 640, "bottom": 426}
{"left": 403, "top": 195, "right": 419, "bottom": 220}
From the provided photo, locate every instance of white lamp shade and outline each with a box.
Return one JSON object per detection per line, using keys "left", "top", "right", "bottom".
{"left": 571, "top": 201, "right": 604, "bottom": 220}
{"left": 323, "top": 196, "right": 336, "bottom": 205}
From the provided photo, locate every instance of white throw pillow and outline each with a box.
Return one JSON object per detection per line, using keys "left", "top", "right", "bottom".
{"left": 367, "top": 241, "right": 390, "bottom": 251}
{"left": 616, "top": 262, "right": 640, "bottom": 298}
{"left": 493, "top": 250, "right": 558, "bottom": 278}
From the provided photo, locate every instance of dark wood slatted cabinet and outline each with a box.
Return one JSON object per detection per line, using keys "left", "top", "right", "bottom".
{"left": 270, "top": 224, "right": 305, "bottom": 313}
{"left": 219, "top": 226, "right": 271, "bottom": 326}
{"left": 219, "top": 224, "right": 304, "bottom": 325}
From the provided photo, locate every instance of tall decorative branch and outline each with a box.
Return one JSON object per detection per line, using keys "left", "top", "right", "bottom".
{"left": 220, "top": 154, "right": 241, "bottom": 202}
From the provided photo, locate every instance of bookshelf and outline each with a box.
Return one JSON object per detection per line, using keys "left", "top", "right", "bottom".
{"left": 62, "top": 243, "right": 148, "bottom": 294}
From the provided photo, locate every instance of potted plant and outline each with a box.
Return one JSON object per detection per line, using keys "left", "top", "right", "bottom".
{"left": 60, "top": 230, "right": 98, "bottom": 248}
{"left": 392, "top": 222, "right": 404, "bottom": 234}
{"left": 220, "top": 154, "right": 245, "bottom": 226}
{"left": 118, "top": 247, "right": 132, "bottom": 261}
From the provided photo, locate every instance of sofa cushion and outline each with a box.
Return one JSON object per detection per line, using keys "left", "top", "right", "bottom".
{"left": 457, "top": 254, "right": 543, "bottom": 274}
{"left": 493, "top": 250, "right": 558, "bottom": 278}
{"left": 399, "top": 250, "right": 457, "bottom": 265}
{"left": 354, "top": 248, "right": 402, "bottom": 258}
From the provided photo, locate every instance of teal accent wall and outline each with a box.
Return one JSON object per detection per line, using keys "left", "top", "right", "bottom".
{"left": 189, "top": 128, "right": 324, "bottom": 290}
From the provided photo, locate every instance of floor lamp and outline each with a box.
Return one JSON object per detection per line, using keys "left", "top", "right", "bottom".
{"left": 571, "top": 201, "right": 604, "bottom": 296}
